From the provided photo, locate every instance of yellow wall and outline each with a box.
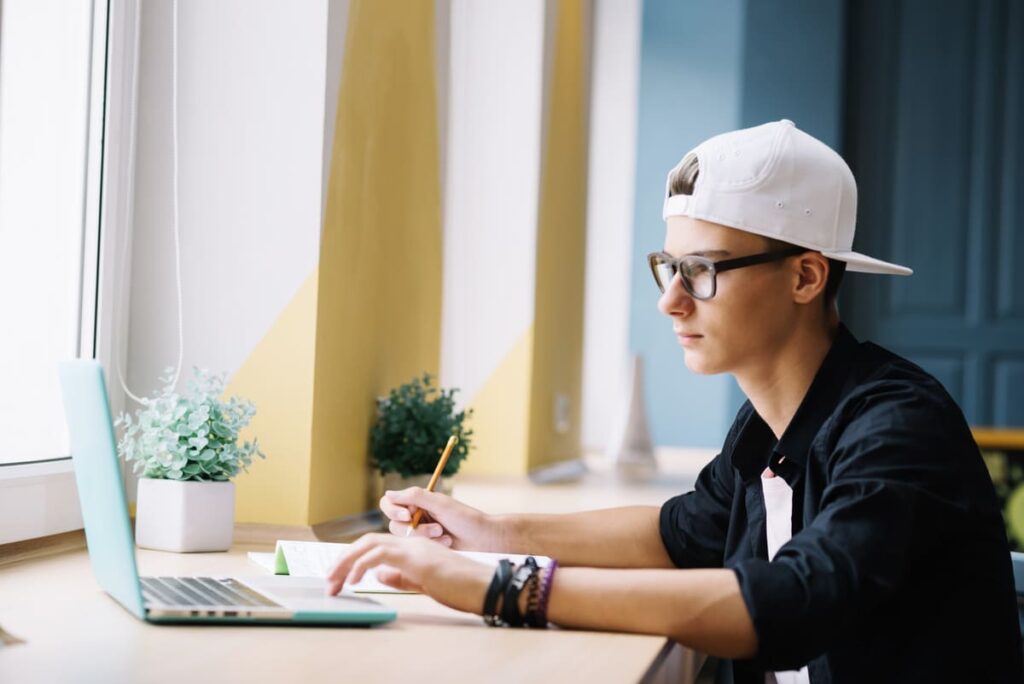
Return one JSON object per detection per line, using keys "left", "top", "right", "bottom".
{"left": 231, "top": 0, "right": 590, "bottom": 521}
{"left": 528, "top": 0, "right": 591, "bottom": 471}
{"left": 309, "top": 0, "right": 444, "bottom": 523}
{"left": 229, "top": 271, "right": 318, "bottom": 525}
{"left": 454, "top": 0, "right": 591, "bottom": 477}
{"left": 230, "top": 0, "right": 443, "bottom": 526}
{"left": 459, "top": 327, "right": 535, "bottom": 476}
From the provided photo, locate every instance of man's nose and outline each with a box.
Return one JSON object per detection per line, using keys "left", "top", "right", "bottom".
{"left": 657, "top": 273, "right": 695, "bottom": 317}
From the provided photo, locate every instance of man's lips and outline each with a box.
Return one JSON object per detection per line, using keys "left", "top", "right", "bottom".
{"left": 674, "top": 329, "right": 703, "bottom": 345}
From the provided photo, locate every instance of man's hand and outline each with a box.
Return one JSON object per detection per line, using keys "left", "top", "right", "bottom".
{"left": 379, "top": 487, "right": 502, "bottom": 551}
{"left": 325, "top": 533, "right": 493, "bottom": 614}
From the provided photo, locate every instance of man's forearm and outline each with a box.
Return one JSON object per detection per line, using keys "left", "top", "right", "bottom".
{"left": 494, "top": 506, "right": 675, "bottom": 568}
{"left": 547, "top": 567, "right": 758, "bottom": 659}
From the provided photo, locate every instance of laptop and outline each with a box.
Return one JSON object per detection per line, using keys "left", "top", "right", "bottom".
{"left": 58, "top": 359, "right": 396, "bottom": 626}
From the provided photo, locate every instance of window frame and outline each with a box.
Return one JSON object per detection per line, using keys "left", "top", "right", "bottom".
{"left": 0, "top": 0, "right": 140, "bottom": 545}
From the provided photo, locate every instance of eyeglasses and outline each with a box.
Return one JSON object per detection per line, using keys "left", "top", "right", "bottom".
{"left": 646, "top": 247, "right": 806, "bottom": 300}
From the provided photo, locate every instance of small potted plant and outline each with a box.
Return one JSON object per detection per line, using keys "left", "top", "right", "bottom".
{"left": 115, "top": 367, "right": 265, "bottom": 552}
{"left": 370, "top": 373, "right": 473, "bottom": 494}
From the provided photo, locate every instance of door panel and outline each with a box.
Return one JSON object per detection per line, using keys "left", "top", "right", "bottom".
{"left": 993, "top": 359, "right": 1024, "bottom": 426}
{"left": 843, "top": 0, "right": 1024, "bottom": 427}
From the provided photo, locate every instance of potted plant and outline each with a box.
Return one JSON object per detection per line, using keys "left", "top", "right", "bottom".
{"left": 115, "top": 367, "right": 265, "bottom": 552}
{"left": 370, "top": 373, "right": 473, "bottom": 495}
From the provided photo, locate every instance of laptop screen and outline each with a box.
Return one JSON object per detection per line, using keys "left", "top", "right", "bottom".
{"left": 58, "top": 360, "right": 145, "bottom": 618}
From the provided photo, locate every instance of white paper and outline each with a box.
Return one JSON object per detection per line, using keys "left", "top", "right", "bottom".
{"left": 246, "top": 551, "right": 276, "bottom": 573}
{"left": 247, "top": 540, "right": 550, "bottom": 594}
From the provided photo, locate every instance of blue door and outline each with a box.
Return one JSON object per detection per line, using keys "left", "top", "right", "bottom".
{"left": 842, "top": 0, "right": 1024, "bottom": 427}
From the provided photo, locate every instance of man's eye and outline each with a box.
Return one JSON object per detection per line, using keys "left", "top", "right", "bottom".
{"left": 682, "top": 262, "right": 710, "bottom": 277}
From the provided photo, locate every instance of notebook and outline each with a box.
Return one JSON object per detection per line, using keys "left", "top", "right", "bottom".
{"left": 249, "top": 540, "right": 550, "bottom": 594}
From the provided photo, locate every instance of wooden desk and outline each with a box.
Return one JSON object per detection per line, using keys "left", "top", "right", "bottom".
{"left": 0, "top": 450, "right": 712, "bottom": 683}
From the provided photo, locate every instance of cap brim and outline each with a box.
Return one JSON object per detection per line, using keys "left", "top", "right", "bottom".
{"left": 821, "top": 250, "right": 912, "bottom": 276}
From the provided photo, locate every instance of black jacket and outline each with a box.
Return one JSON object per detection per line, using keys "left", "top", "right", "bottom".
{"left": 659, "top": 325, "right": 1022, "bottom": 683}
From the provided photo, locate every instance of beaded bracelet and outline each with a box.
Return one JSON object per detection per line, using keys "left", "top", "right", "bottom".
{"left": 524, "top": 566, "right": 542, "bottom": 627}
{"left": 534, "top": 559, "right": 558, "bottom": 627}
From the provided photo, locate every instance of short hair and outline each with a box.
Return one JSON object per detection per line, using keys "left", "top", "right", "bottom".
{"left": 667, "top": 162, "right": 845, "bottom": 310}
{"left": 762, "top": 236, "right": 846, "bottom": 311}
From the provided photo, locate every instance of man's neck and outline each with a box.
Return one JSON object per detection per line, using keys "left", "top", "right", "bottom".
{"left": 735, "top": 321, "right": 838, "bottom": 440}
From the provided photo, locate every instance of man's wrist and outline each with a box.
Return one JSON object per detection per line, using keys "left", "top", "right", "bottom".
{"left": 490, "top": 513, "right": 519, "bottom": 553}
{"left": 470, "top": 564, "right": 495, "bottom": 614}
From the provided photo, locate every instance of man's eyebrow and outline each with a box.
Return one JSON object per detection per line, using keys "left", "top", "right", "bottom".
{"left": 684, "top": 249, "right": 731, "bottom": 257}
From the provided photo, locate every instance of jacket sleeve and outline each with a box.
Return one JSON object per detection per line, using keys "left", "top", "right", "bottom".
{"left": 659, "top": 405, "right": 750, "bottom": 569}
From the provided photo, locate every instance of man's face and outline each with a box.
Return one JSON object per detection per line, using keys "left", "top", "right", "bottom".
{"left": 657, "top": 216, "right": 796, "bottom": 376}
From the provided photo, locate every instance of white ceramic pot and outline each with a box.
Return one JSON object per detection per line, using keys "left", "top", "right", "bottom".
{"left": 134, "top": 478, "right": 235, "bottom": 553}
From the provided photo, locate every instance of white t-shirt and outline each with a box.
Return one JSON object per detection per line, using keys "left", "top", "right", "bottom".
{"left": 762, "top": 467, "right": 810, "bottom": 684}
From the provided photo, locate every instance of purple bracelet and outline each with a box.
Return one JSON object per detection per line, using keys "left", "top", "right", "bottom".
{"left": 536, "top": 559, "right": 558, "bottom": 626}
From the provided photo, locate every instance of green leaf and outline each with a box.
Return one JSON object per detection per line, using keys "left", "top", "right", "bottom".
{"left": 113, "top": 367, "right": 267, "bottom": 482}
{"left": 369, "top": 372, "right": 472, "bottom": 476}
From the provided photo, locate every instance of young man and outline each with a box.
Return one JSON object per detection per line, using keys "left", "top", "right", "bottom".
{"left": 327, "top": 120, "right": 1022, "bottom": 683}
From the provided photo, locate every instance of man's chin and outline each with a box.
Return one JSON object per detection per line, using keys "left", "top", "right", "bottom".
{"left": 682, "top": 351, "right": 721, "bottom": 375}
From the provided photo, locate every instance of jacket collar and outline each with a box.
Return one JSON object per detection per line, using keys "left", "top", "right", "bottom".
{"left": 732, "top": 323, "right": 860, "bottom": 482}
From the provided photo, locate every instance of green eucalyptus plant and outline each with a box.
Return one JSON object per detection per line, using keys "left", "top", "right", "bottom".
{"left": 115, "top": 367, "right": 265, "bottom": 481}
{"left": 370, "top": 373, "right": 473, "bottom": 478}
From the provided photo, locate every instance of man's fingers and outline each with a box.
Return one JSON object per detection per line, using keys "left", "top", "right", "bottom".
{"left": 375, "top": 567, "right": 423, "bottom": 593}
{"left": 347, "top": 546, "right": 396, "bottom": 585}
{"left": 325, "top": 533, "right": 387, "bottom": 595}
{"left": 374, "top": 566, "right": 402, "bottom": 587}
{"left": 326, "top": 549, "right": 358, "bottom": 593}
{"left": 387, "top": 519, "right": 445, "bottom": 538}
{"left": 379, "top": 494, "right": 412, "bottom": 522}
{"left": 413, "top": 522, "right": 445, "bottom": 538}
{"left": 385, "top": 487, "right": 446, "bottom": 513}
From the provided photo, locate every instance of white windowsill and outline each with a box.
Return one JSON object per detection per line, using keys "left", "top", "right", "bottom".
{"left": 0, "top": 460, "right": 82, "bottom": 545}
{"left": 0, "top": 458, "right": 74, "bottom": 480}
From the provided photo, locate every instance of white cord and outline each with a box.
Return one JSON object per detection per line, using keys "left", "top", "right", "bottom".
{"left": 168, "top": 0, "right": 184, "bottom": 393}
{"left": 115, "top": 0, "right": 184, "bottom": 403}
{"left": 115, "top": 0, "right": 146, "bottom": 404}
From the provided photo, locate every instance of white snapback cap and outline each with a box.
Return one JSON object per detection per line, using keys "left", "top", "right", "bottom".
{"left": 662, "top": 119, "right": 912, "bottom": 276}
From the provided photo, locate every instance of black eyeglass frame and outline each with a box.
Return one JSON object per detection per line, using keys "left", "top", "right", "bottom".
{"left": 646, "top": 247, "right": 807, "bottom": 300}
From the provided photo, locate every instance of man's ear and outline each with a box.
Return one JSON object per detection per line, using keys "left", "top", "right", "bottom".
{"left": 791, "top": 252, "right": 829, "bottom": 305}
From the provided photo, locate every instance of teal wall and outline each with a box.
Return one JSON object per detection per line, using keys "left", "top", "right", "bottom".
{"left": 740, "top": 1, "right": 845, "bottom": 144}
{"left": 630, "top": 0, "right": 845, "bottom": 448}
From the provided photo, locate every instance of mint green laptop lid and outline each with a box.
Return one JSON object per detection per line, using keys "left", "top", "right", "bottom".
{"left": 58, "top": 360, "right": 145, "bottom": 619}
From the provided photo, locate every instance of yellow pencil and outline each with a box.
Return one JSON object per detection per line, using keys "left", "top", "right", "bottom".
{"left": 405, "top": 435, "right": 458, "bottom": 537}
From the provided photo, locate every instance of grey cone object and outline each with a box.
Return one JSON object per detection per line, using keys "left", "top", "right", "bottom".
{"left": 606, "top": 354, "right": 657, "bottom": 479}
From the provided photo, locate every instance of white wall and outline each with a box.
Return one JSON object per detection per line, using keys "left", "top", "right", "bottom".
{"left": 580, "top": 0, "right": 642, "bottom": 451}
{"left": 440, "top": 0, "right": 547, "bottom": 401}
{"left": 123, "top": 0, "right": 638, "bottom": 461}
{"left": 127, "top": 1, "right": 330, "bottom": 399}
{"left": 320, "top": 0, "right": 349, "bottom": 222}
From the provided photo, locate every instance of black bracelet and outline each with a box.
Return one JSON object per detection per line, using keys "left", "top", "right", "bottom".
{"left": 524, "top": 564, "right": 543, "bottom": 628}
{"left": 483, "top": 559, "right": 513, "bottom": 626}
{"left": 500, "top": 557, "right": 540, "bottom": 627}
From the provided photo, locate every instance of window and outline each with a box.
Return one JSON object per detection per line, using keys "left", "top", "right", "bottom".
{"left": 0, "top": 0, "right": 119, "bottom": 544}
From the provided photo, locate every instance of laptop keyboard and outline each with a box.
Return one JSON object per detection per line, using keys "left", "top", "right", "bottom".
{"left": 141, "top": 577, "right": 282, "bottom": 608}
